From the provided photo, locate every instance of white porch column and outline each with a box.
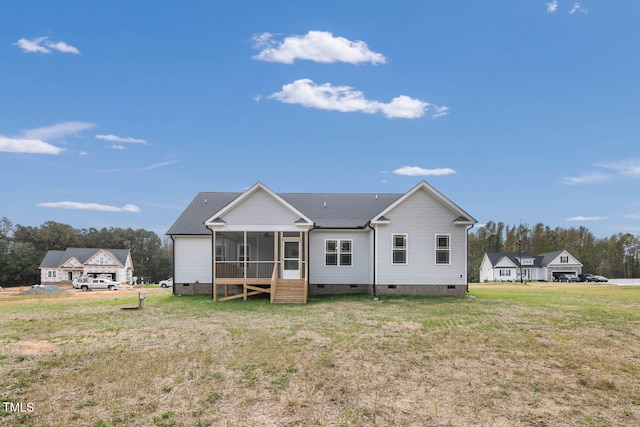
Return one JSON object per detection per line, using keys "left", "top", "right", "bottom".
{"left": 212, "top": 229, "right": 217, "bottom": 302}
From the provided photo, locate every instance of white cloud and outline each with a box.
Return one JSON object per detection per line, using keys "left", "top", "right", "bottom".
{"left": 569, "top": 3, "right": 588, "bottom": 14}
{"left": 37, "top": 201, "right": 140, "bottom": 213}
{"left": 252, "top": 31, "right": 387, "bottom": 65}
{"left": 546, "top": 0, "right": 559, "bottom": 13}
{"left": 45, "top": 40, "right": 80, "bottom": 54}
{"left": 0, "top": 136, "right": 64, "bottom": 155}
{"left": 598, "top": 160, "right": 640, "bottom": 177}
{"left": 623, "top": 214, "right": 640, "bottom": 220}
{"left": 96, "top": 134, "right": 147, "bottom": 144}
{"left": 13, "top": 36, "right": 80, "bottom": 54}
{"left": 111, "top": 144, "right": 125, "bottom": 150}
{"left": 566, "top": 216, "right": 608, "bottom": 221}
{"left": 22, "top": 121, "right": 96, "bottom": 141}
{"left": 431, "top": 105, "right": 450, "bottom": 119}
{"left": 269, "top": 79, "right": 441, "bottom": 119}
{"left": 13, "top": 37, "right": 49, "bottom": 53}
{"left": 3, "top": 121, "right": 91, "bottom": 155}
{"left": 145, "top": 161, "right": 178, "bottom": 170}
{"left": 392, "top": 166, "right": 457, "bottom": 176}
{"left": 561, "top": 173, "right": 610, "bottom": 185}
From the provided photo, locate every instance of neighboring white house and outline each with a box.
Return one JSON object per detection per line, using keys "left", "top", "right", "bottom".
{"left": 479, "top": 250, "right": 583, "bottom": 282}
{"left": 166, "top": 181, "right": 477, "bottom": 302}
{"left": 39, "top": 248, "right": 134, "bottom": 285}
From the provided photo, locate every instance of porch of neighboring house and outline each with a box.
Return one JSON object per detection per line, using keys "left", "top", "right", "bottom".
{"left": 212, "top": 231, "right": 308, "bottom": 304}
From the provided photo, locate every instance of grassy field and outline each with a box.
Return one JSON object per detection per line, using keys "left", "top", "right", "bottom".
{"left": 1, "top": 283, "right": 639, "bottom": 427}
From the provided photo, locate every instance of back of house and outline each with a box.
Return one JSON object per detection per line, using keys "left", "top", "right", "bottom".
{"left": 166, "top": 181, "right": 476, "bottom": 302}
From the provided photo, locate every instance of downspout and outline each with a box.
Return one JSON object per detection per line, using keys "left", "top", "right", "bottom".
{"left": 207, "top": 225, "right": 214, "bottom": 300}
{"left": 306, "top": 225, "right": 316, "bottom": 286}
{"left": 170, "top": 235, "right": 176, "bottom": 295}
{"left": 466, "top": 224, "right": 475, "bottom": 293}
{"left": 367, "top": 222, "right": 378, "bottom": 300}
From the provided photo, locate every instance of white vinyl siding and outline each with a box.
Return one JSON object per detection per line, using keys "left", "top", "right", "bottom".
{"left": 376, "top": 188, "right": 468, "bottom": 286}
{"left": 220, "top": 188, "right": 302, "bottom": 231}
{"left": 174, "top": 236, "right": 212, "bottom": 283}
{"left": 310, "top": 230, "right": 372, "bottom": 284}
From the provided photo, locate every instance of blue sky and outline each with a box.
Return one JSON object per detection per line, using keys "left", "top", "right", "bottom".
{"left": 2, "top": 1, "right": 639, "bottom": 239}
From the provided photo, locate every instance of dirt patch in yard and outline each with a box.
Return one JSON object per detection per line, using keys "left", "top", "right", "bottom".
{"left": 0, "top": 286, "right": 167, "bottom": 306}
{"left": 13, "top": 340, "right": 59, "bottom": 356}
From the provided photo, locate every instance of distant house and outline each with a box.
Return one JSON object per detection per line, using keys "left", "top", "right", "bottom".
{"left": 166, "top": 181, "right": 477, "bottom": 302}
{"left": 39, "top": 248, "right": 134, "bottom": 284}
{"left": 479, "top": 250, "right": 583, "bottom": 282}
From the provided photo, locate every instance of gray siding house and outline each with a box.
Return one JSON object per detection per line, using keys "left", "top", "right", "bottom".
{"left": 166, "top": 181, "right": 476, "bottom": 303}
{"left": 39, "top": 248, "right": 134, "bottom": 284}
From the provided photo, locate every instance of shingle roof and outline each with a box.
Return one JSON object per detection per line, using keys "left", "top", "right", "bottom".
{"left": 166, "top": 191, "right": 404, "bottom": 235}
{"left": 281, "top": 193, "right": 403, "bottom": 229}
{"left": 166, "top": 192, "right": 242, "bottom": 235}
{"left": 485, "top": 252, "right": 537, "bottom": 268}
{"left": 537, "top": 250, "right": 564, "bottom": 266}
{"left": 39, "top": 248, "right": 130, "bottom": 268}
{"left": 485, "top": 250, "right": 573, "bottom": 268}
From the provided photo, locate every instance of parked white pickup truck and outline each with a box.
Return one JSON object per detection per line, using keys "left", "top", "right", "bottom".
{"left": 73, "top": 276, "right": 121, "bottom": 291}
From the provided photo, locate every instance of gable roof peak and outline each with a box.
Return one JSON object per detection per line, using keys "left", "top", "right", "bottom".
{"left": 204, "top": 182, "right": 313, "bottom": 227}
{"left": 371, "top": 179, "right": 477, "bottom": 224}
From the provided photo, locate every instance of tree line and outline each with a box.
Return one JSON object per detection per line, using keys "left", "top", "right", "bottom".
{"left": 2, "top": 216, "right": 638, "bottom": 286}
{"left": 469, "top": 221, "right": 640, "bottom": 282}
{"left": 0, "top": 217, "right": 172, "bottom": 286}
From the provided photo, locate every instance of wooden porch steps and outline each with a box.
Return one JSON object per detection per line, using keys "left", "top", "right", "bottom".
{"left": 272, "top": 279, "right": 307, "bottom": 304}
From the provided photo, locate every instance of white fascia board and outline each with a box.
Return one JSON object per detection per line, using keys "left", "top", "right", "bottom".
{"left": 495, "top": 257, "right": 517, "bottom": 268}
{"left": 204, "top": 182, "right": 313, "bottom": 227}
{"left": 370, "top": 180, "right": 477, "bottom": 224}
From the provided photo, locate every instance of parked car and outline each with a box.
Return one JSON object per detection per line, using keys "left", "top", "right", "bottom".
{"left": 73, "top": 276, "right": 121, "bottom": 291}
{"left": 591, "top": 275, "right": 609, "bottom": 282}
{"left": 159, "top": 278, "right": 173, "bottom": 288}
{"left": 578, "top": 274, "right": 595, "bottom": 282}
{"left": 558, "top": 274, "right": 579, "bottom": 282}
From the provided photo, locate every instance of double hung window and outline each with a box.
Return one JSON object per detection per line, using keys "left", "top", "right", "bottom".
{"left": 392, "top": 234, "right": 407, "bottom": 264}
{"left": 325, "top": 240, "right": 352, "bottom": 266}
{"left": 435, "top": 235, "right": 450, "bottom": 265}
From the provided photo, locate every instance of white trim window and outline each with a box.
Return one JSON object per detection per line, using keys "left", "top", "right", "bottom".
{"left": 499, "top": 269, "right": 512, "bottom": 277}
{"left": 560, "top": 256, "right": 568, "bottom": 263}
{"left": 47, "top": 270, "right": 58, "bottom": 278}
{"left": 325, "top": 239, "right": 352, "bottom": 266}
{"left": 435, "top": 234, "right": 450, "bottom": 265}
{"left": 238, "top": 244, "right": 251, "bottom": 262}
{"left": 392, "top": 234, "right": 407, "bottom": 265}
{"left": 216, "top": 244, "right": 226, "bottom": 262}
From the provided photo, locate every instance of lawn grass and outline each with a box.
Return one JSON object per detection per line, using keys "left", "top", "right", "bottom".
{"left": 1, "top": 283, "right": 639, "bottom": 426}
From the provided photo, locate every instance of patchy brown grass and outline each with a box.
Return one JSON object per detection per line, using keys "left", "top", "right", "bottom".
{"left": 1, "top": 283, "right": 639, "bottom": 426}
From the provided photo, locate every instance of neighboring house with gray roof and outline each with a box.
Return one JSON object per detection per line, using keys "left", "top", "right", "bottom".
{"left": 479, "top": 250, "right": 582, "bottom": 282}
{"left": 39, "top": 248, "right": 134, "bottom": 285}
{"left": 166, "top": 181, "right": 476, "bottom": 302}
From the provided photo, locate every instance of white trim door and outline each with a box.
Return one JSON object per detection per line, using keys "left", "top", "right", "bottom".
{"left": 282, "top": 240, "right": 300, "bottom": 279}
